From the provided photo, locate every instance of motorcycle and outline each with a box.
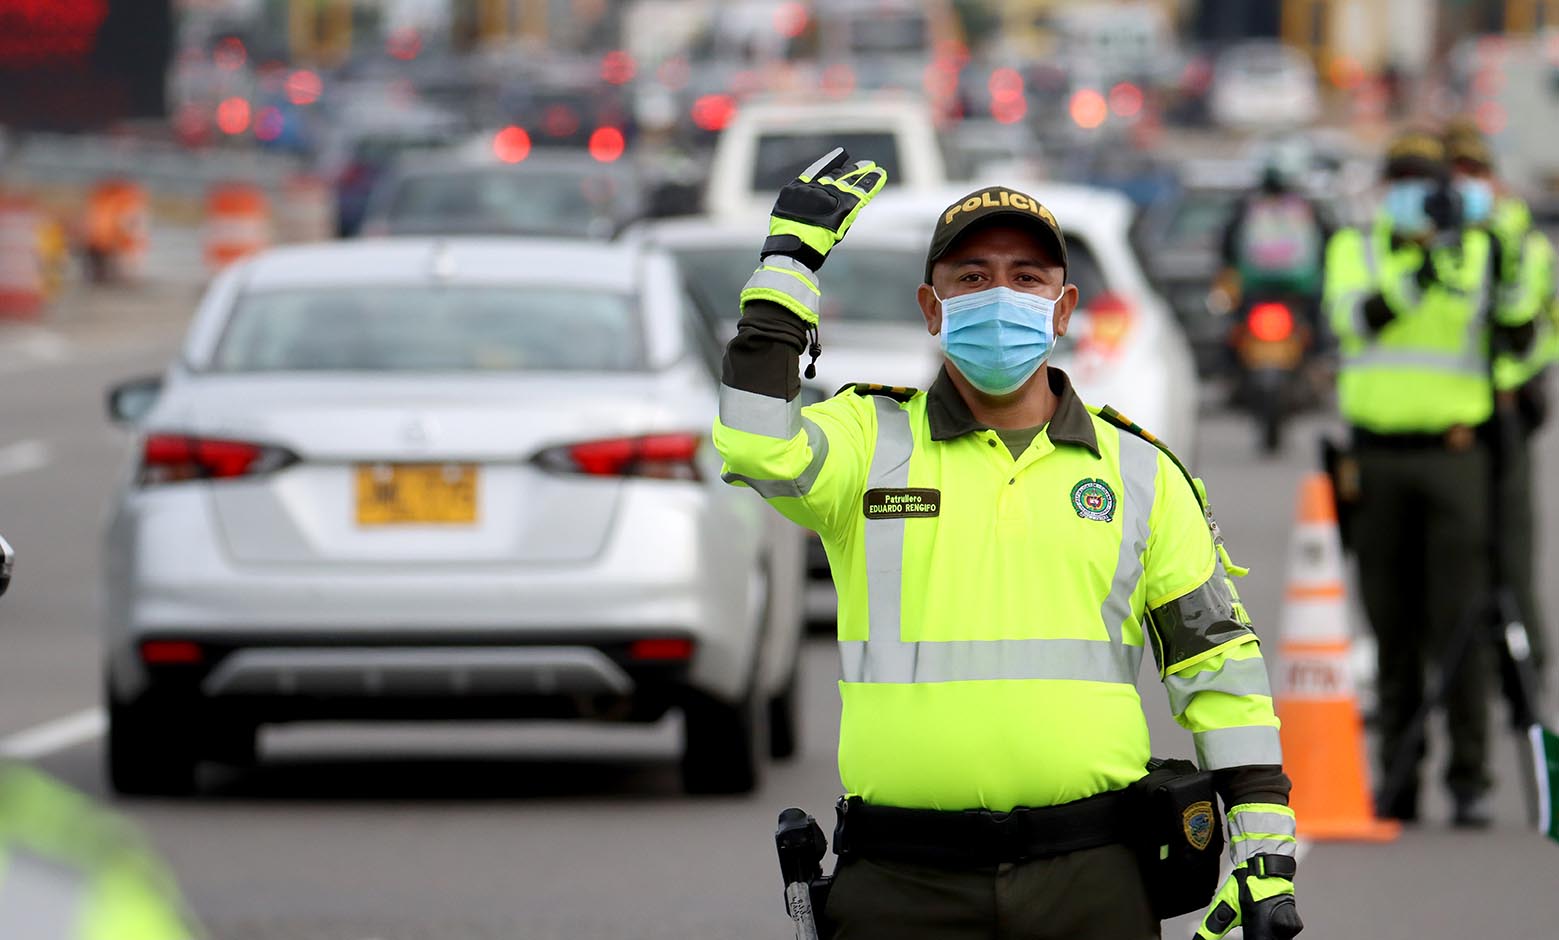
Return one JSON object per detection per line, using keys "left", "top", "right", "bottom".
{"left": 1224, "top": 293, "right": 1315, "bottom": 454}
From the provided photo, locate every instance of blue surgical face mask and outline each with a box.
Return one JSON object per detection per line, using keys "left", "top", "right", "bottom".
{"left": 935, "top": 286, "right": 1057, "bottom": 396}
{"left": 1455, "top": 176, "right": 1494, "bottom": 224}
{"left": 1383, "top": 180, "right": 1434, "bottom": 236}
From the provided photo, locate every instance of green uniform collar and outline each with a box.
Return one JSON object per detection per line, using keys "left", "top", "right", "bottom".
{"left": 927, "top": 365, "right": 1100, "bottom": 455}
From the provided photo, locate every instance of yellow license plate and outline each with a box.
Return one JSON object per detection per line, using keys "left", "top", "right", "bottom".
{"left": 355, "top": 463, "right": 479, "bottom": 525}
{"left": 1238, "top": 337, "right": 1303, "bottom": 369}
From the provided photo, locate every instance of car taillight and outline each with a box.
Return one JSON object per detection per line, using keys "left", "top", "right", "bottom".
{"left": 140, "top": 640, "right": 204, "bottom": 665}
{"left": 533, "top": 433, "right": 702, "bottom": 481}
{"left": 1081, "top": 292, "right": 1135, "bottom": 354}
{"left": 139, "top": 434, "right": 297, "bottom": 486}
{"left": 628, "top": 637, "right": 695, "bottom": 661}
{"left": 1247, "top": 302, "right": 1295, "bottom": 342}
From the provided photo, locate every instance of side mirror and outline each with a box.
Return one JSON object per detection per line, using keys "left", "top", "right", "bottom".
{"left": 0, "top": 533, "right": 13, "bottom": 598}
{"left": 107, "top": 376, "right": 163, "bottom": 425}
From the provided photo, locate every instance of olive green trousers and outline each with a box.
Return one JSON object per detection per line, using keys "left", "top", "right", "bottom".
{"left": 824, "top": 844, "right": 1158, "bottom": 940}
{"left": 1353, "top": 445, "right": 1491, "bottom": 797}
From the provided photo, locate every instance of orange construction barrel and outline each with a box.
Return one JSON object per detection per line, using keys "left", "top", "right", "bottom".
{"left": 85, "top": 179, "right": 150, "bottom": 283}
{"left": 204, "top": 183, "right": 271, "bottom": 271}
{"left": 0, "top": 196, "right": 45, "bottom": 319}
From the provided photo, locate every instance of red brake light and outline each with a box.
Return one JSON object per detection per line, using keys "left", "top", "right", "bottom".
{"left": 140, "top": 640, "right": 204, "bottom": 665}
{"left": 140, "top": 434, "right": 296, "bottom": 485}
{"left": 1082, "top": 292, "right": 1135, "bottom": 353}
{"left": 535, "top": 433, "right": 702, "bottom": 481}
{"left": 691, "top": 94, "right": 736, "bottom": 132}
{"left": 629, "top": 637, "right": 695, "bottom": 661}
{"left": 1247, "top": 302, "right": 1295, "bottom": 342}
{"left": 588, "top": 126, "right": 626, "bottom": 163}
{"left": 493, "top": 125, "right": 531, "bottom": 163}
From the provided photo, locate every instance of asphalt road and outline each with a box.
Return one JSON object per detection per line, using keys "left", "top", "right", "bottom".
{"left": 2, "top": 288, "right": 1557, "bottom": 939}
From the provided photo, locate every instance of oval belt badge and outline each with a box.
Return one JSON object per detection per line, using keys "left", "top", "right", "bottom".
{"left": 1183, "top": 801, "right": 1215, "bottom": 852}
{"left": 1070, "top": 478, "right": 1117, "bottom": 522}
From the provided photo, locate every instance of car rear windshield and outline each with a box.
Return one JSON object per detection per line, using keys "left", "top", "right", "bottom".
{"left": 671, "top": 235, "right": 1107, "bottom": 324}
{"left": 212, "top": 287, "right": 642, "bottom": 373}
{"left": 1164, "top": 190, "right": 1240, "bottom": 248}
{"left": 383, "top": 169, "right": 627, "bottom": 236}
{"left": 752, "top": 132, "right": 902, "bottom": 192}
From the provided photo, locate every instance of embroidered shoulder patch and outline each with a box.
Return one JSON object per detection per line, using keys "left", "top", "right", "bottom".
{"left": 1070, "top": 478, "right": 1116, "bottom": 522}
{"left": 1183, "top": 801, "right": 1215, "bottom": 852}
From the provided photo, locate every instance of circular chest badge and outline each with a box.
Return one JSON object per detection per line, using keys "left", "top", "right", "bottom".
{"left": 1070, "top": 478, "right": 1117, "bottom": 523}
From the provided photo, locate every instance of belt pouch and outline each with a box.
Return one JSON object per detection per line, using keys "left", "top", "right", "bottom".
{"left": 1128, "top": 758, "right": 1224, "bottom": 919}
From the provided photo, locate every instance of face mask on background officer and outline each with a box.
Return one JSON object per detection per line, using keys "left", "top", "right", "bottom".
{"left": 915, "top": 221, "right": 1081, "bottom": 402}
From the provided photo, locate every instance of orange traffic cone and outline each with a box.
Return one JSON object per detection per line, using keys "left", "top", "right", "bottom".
{"left": 1275, "top": 473, "right": 1400, "bottom": 841}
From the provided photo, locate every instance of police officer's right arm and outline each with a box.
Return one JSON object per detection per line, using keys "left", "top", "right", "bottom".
{"left": 711, "top": 150, "right": 888, "bottom": 535}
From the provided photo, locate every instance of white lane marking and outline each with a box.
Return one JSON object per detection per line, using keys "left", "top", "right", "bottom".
{"left": 0, "top": 329, "right": 75, "bottom": 374}
{"left": 0, "top": 708, "right": 106, "bottom": 759}
{"left": 0, "top": 440, "right": 51, "bottom": 477}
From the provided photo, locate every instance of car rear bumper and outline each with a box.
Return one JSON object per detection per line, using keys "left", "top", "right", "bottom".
{"left": 122, "top": 637, "right": 697, "bottom": 724}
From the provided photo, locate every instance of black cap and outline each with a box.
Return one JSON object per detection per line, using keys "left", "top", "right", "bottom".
{"left": 1383, "top": 130, "right": 1446, "bottom": 180}
{"left": 924, "top": 186, "right": 1067, "bottom": 283}
{"left": 1444, "top": 120, "right": 1494, "bottom": 171}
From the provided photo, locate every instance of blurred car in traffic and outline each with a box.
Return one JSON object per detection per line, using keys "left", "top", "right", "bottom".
{"left": 102, "top": 238, "right": 805, "bottom": 797}
{"left": 705, "top": 95, "right": 948, "bottom": 216}
{"left": 358, "top": 150, "right": 649, "bottom": 238}
{"left": 316, "top": 102, "right": 467, "bottom": 236}
{"left": 1209, "top": 41, "right": 1320, "bottom": 131}
{"left": 1131, "top": 157, "right": 1259, "bottom": 376}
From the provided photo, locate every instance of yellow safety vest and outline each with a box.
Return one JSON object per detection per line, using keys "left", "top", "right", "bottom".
{"left": 1325, "top": 218, "right": 1498, "bottom": 433}
{"left": 714, "top": 369, "right": 1281, "bottom": 811}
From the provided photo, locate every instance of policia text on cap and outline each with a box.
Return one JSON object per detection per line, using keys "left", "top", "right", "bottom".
{"left": 713, "top": 149, "right": 1303, "bottom": 939}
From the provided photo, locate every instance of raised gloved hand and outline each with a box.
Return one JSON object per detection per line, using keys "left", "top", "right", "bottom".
{"left": 1196, "top": 803, "right": 1302, "bottom": 940}
{"left": 740, "top": 148, "right": 888, "bottom": 326}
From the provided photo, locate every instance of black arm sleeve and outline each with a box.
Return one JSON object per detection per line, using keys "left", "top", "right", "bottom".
{"left": 720, "top": 301, "right": 807, "bottom": 400}
{"left": 1214, "top": 765, "right": 1292, "bottom": 809}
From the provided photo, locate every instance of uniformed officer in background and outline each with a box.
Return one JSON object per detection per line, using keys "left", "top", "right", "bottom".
{"left": 715, "top": 150, "right": 1302, "bottom": 939}
{"left": 1324, "top": 129, "right": 1540, "bottom": 826}
{"left": 1444, "top": 121, "right": 1556, "bottom": 684}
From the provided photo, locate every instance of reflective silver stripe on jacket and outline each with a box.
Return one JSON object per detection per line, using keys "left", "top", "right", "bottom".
{"left": 1162, "top": 652, "right": 1273, "bottom": 718}
{"left": 1100, "top": 434, "right": 1158, "bottom": 646}
{"left": 720, "top": 417, "right": 830, "bottom": 499}
{"left": 0, "top": 848, "right": 88, "bottom": 938}
{"left": 741, "top": 256, "right": 820, "bottom": 320}
{"left": 1192, "top": 725, "right": 1284, "bottom": 770}
{"left": 1227, "top": 806, "right": 1298, "bottom": 867}
{"left": 719, "top": 384, "right": 802, "bottom": 440}
{"left": 838, "top": 397, "right": 1150, "bottom": 685}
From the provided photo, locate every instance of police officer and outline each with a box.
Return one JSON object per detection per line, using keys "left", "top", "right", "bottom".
{"left": 1323, "top": 130, "right": 1538, "bottom": 825}
{"left": 1445, "top": 123, "right": 1555, "bottom": 682}
{"left": 714, "top": 150, "right": 1302, "bottom": 939}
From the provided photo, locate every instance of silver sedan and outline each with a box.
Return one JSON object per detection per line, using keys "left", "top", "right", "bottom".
{"left": 101, "top": 237, "right": 804, "bottom": 796}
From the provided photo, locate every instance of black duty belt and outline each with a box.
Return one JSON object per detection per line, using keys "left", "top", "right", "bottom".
{"left": 1352, "top": 425, "right": 1480, "bottom": 453}
{"left": 832, "top": 789, "right": 1132, "bottom": 869}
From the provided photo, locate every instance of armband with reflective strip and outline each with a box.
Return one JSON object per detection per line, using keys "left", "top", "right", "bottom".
{"left": 740, "top": 255, "right": 821, "bottom": 325}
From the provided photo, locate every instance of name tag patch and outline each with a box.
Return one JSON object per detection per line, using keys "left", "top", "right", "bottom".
{"left": 863, "top": 487, "right": 941, "bottom": 519}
